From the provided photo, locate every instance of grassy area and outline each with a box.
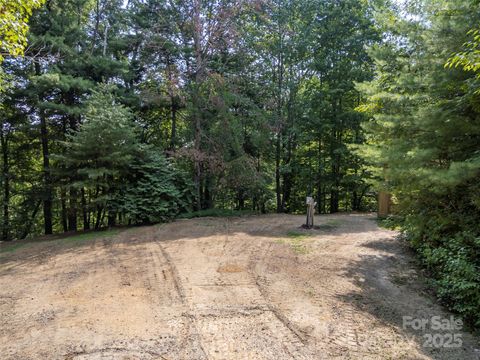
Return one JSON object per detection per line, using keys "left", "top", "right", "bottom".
{"left": 286, "top": 231, "right": 312, "bottom": 240}
{"left": 281, "top": 219, "right": 342, "bottom": 254}
{"left": 55, "top": 229, "right": 121, "bottom": 246}
{"left": 278, "top": 231, "right": 313, "bottom": 254}
{"left": 0, "top": 243, "right": 29, "bottom": 253}
{"left": 316, "top": 220, "right": 340, "bottom": 231}
{"left": 0, "top": 229, "right": 121, "bottom": 254}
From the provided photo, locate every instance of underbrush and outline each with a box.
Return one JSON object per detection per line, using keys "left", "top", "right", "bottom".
{"left": 403, "top": 210, "right": 480, "bottom": 330}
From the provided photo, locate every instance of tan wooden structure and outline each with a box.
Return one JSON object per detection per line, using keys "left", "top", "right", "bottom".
{"left": 305, "top": 196, "right": 316, "bottom": 228}
{"left": 378, "top": 191, "right": 391, "bottom": 218}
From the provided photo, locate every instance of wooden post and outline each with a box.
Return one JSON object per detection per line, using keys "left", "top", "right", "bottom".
{"left": 305, "top": 196, "right": 316, "bottom": 228}
{"left": 378, "top": 191, "right": 391, "bottom": 218}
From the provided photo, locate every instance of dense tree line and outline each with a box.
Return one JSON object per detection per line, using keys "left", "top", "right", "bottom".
{"left": 0, "top": 0, "right": 379, "bottom": 239}
{"left": 359, "top": 0, "right": 480, "bottom": 327}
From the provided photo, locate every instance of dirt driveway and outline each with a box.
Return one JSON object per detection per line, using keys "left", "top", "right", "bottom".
{"left": 1, "top": 213, "right": 479, "bottom": 359}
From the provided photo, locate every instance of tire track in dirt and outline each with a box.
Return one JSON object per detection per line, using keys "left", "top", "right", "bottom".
{"left": 64, "top": 229, "right": 190, "bottom": 359}
{"left": 3, "top": 214, "right": 480, "bottom": 360}
{"left": 152, "top": 217, "right": 314, "bottom": 359}
{"left": 153, "top": 239, "right": 209, "bottom": 359}
{"left": 247, "top": 239, "right": 309, "bottom": 345}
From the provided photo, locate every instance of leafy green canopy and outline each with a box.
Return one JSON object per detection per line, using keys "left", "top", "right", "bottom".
{"left": 0, "top": 0, "right": 44, "bottom": 91}
{"left": 0, "top": 0, "right": 44, "bottom": 61}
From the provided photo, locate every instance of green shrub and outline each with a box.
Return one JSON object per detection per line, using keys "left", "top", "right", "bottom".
{"left": 114, "top": 148, "right": 194, "bottom": 224}
{"left": 405, "top": 206, "right": 480, "bottom": 328}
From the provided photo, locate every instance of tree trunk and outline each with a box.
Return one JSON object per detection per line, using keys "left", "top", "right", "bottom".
{"left": 275, "top": 133, "right": 282, "bottom": 212}
{"left": 281, "top": 132, "right": 294, "bottom": 212}
{"left": 329, "top": 97, "right": 342, "bottom": 214}
{"left": 108, "top": 211, "right": 116, "bottom": 227}
{"left": 170, "top": 100, "right": 177, "bottom": 152}
{"left": 20, "top": 201, "right": 42, "bottom": 239}
{"left": 81, "top": 188, "right": 89, "bottom": 230}
{"left": 61, "top": 189, "right": 68, "bottom": 232}
{"left": 95, "top": 205, "right": 102, "bottom": 230}
{"left": 192, "top": 0, "right": 204, "bottom": 211}
{"left": 40, "top": 108, "right": 53, "bottom": 234}
{"left": 194, "top": 113, "right": 202, "bottom": 211}
{"left": 275, "top": 31, "right": 285, "bottom": 213}
{"left": 203, "top": 175, "right": 213, "bottom": 209}
{"left": 35, "top": 62, "right": 53, "bottom": 235}
{"left": 167, "top": 58, "right": 177, "bottom": 152}
{"left": 316, "top": 137, "right": 323, "bottom": 214}
{"left": 1, "top": 130, "right": 10, "bottom": 241}
{"left": 67, "top": 90, "right": 78, "bottom": 231}
{"left": 68, "top": 188, "right": 78, "bottom": 231}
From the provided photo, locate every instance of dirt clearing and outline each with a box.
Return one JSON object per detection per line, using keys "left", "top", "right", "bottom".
{"left": 1, "top": 213, "right": 479, "bottom": 359}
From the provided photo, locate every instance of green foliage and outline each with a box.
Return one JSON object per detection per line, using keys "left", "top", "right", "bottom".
{"left": 0, "top": 0, "right": 44, "bottom": 89}
{"left": 409, "top": 208, "right": 480, "bottom": 326}
{"left": 446, "top": 28, "right": 480, "bottom": 94}
{"left": 56, "top": 87, "right": 139, "bottom": 211}
{"left": 359, "top": 0, "right": 480, "bottom": 328}
{"left": 56, "top": 228, "right": 120, "bottom": 245}
{"left": 56, "top": 87, "right": 193, "bottom": 226}
{"left": 115, "top": 149, "right": 194, "bottom": 224}
{"left": 0, "top": 242, "right": 28, "bottom": 253}
{"left": 1, "top": 0, "right": 381, "bottom": 241}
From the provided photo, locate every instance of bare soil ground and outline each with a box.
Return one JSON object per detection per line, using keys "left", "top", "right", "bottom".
{"left": 1, "top": 213, "right": 479, "bottom": 359}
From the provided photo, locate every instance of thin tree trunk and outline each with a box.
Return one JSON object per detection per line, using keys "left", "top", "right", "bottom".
{"left": 194, "top": 115, "right": 202, "bottom": 211}
{"left": 35, "top": 62, "right": 53, "bottom": 235}
{"left": 67, "top": 90, "right": 78, "bottom": 231}
{"left": 275, "top": 28, "right": 284, "bottom": 213}
{"left": 316, "top": 137, "right": 323, "bottom": 214}
{"left": 20, "top": 201, "right": 42, "bottom": 239}
{"left": 40, "top": 108, "right": 53, "bottom": 234}
{"left": 167, "top": 58, "right": 177, "bottom": 152}
{"left": 204, "top": 175, "right": 213, "bottom": 209}
{"left": 91, "top": 0, "right": 101, "bottom": 54}
{"left": 81, "top": 188, "right": 89, "bottom": 230}
{"left": 329, "top": 98, "right": 341, "bottom": 213}
{"left": 95, "top": 206, "right": 102, "bottom": 230}
{"left": 68, "top": 188, "right": 78, "bottom": 231}
{"left": 107, "top": 210, "right": 116, "bottom": 227}
{"left": 192, "top": 0, "right": 204, "bottom": 211}
{"left": 99, "top": 208, "right": 106, "bottom": 228}
{"left": 1, "top": 130, "right": 10, "bottom": 241}
{"left": 275, "top": 133, "right": 282, "bottom": 212}
{"left": 330, "top": 148, "right": 340, "bottom": 213}
{"left": 170, "top": 101, "right": 177, "bottom": 152}
{"left": 281, "top": 132, "right": 294, "bottom": 212}
{"left": 61, "top": 189, "right": 68, "bottom": 232}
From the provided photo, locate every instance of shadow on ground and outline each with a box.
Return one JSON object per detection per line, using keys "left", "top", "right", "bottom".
{"left": 336, "top": 236, "right": 480, "bottom": 360}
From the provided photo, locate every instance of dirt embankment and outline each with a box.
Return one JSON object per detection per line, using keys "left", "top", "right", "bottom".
{"left": 1, "top": 213, "right": 479, "bottom": 359}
